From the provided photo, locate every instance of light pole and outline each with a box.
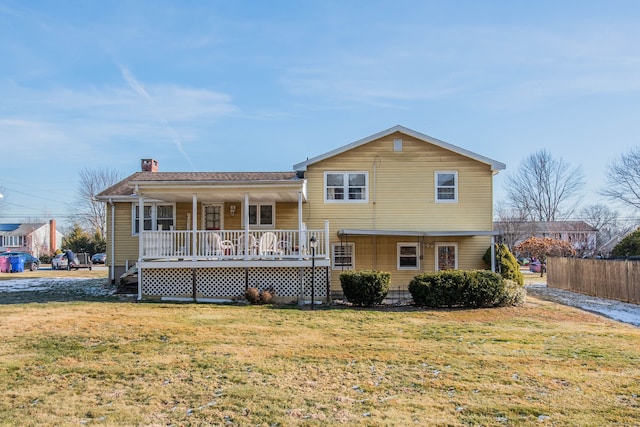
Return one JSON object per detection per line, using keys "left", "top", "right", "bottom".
{"left": 309, "top": 236, "right": 317, "bottom": 310}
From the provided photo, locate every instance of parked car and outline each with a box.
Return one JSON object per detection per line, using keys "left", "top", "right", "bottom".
{"left": 51, "top": 253, "right": 69, "bottom": 270}
{"left": 119, "top": 265, "right": 138, "bottom": 287}
{"left": 529, "top": 261, "right": 545, "bottom": 273}
{"left": 91, "top": 253, "right": 106, "bottom": 264}
{"left": 0, "top": 252, "right": 39, "bottom": 271}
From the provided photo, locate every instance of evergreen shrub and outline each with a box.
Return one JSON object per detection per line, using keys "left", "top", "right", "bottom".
{"left": 483, "top": 243, "right": 524, "bottom": 286}
{"left": 340, "top": 270, "right": 391, "bottom": 307}
{"left": 409, "top": 270, "right": 524, "bottom": 308}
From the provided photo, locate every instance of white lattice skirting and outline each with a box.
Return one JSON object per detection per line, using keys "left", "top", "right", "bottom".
{"left": 141, "top": 266, "right": 329, "bottom": 300}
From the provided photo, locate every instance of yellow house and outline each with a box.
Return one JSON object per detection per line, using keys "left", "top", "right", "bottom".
{"left": 97, "top": 125, "right": 505, "bottom": 303}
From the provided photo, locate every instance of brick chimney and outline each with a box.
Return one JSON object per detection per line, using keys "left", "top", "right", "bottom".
{"left": 49, "top": 219, "right": 56, "bottom": 254}
{"left": 141, "top": 159, "right": 158, "bottom": 172}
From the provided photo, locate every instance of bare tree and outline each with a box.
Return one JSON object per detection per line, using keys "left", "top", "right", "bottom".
{"left": 70, "top": 167, "right": 122, "bottom": 238}
{"left": 579, "top": 204, "right": 618, "bottom": 248}
{"left": 493, "top": 203, "right": 534, "bottom": 250}
{"left": 600, "top": 146, "right": 640, "bottom": 210}
{"left": 505, "top": 150, "right": 585, "bottom": 221}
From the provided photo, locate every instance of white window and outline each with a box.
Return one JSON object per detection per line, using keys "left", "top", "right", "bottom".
{"left": 2, "top": 236, "right": 24, "bottom": 246}
{"left": 132, "top": 204, "right": 175, "bottom": 234}
{"left": 202, "top": 204, "right": 223, "bottom": 230}
{"left": 436, "top": 243, "right": 458, "bottom": 270}
{"left": 397, "top": 242, "right": 419, "bottom": 270}
{"left": 332, "top": 242, "right": 354, "bottom": 270}
{"left": 435, "top": 171, "right": 458, "bottom": 203}
{"left": 325, "top": 172, "right": 368, "bottom": 203}
{"left": 248, "top": 203, "right": 274, "bottom": 227}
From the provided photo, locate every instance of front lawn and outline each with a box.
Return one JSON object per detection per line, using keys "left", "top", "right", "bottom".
{"left": 0, "top": 298, "right": 638, "bottom": 425}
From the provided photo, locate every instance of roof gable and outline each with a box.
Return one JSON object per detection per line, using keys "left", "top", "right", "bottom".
{"left": 293, "top": 125, "right": 506, "bottom": 172}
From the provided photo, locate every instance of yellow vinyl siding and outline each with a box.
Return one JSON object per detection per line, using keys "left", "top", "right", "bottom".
{"left": 302, "top": 132, "right": 494, "bottom": 232}
{"left": 301, "top": 131, "right": 496, "bottom": 292}
{"left": 327, "top": 235, "right": 491, "bottom": 293}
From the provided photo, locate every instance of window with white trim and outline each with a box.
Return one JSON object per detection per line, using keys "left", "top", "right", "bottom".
{"left": 435, "top": 171, "right": 458, "bottom": 202}
{"left": 436, "top": 242, "right": 458, "bottom": 270}
{"left": 132, "top": 203, "right": 175, "bottom": 234}
{"left": 325, "top": 172, "right": 368, "bottom": 203}
{"left": 397, "top": 242, "right": 419, "bottom": 270}
{"left": 332, "top": 242, "right": 354, "bottom": 270}
{"left": 1, "top": 235, "right": 24, "bottom": 246}
{"left": 248, "top": 203, "right": 274, "bottom": 227}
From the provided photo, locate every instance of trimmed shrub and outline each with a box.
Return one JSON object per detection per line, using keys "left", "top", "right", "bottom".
{"left": 409, "top": 270, "right": 521, "bottom": 308}
{"left": 483, "top": 243, "right": 524, "bottom": 286}
{"left": 340, "top": 270, "right": 391, "bottom": 307}
{"left": 497, "top": 280, "right": 527, "bottom": 307}
{"left": 245, "top": 287, "right": 277, "bottom": 305}
{"left": 245, "top": 287, "right": 261, "bottom": 304}
{"left": 260, "top": 287, "right": 276, "bottom": 304}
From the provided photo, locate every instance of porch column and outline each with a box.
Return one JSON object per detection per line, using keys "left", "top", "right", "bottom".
{"left": 138, "top": 194, "right": 144, "bottom": 262}
{"left": 491, "top": 235, "right": 496, "bottom": 273}
{"left": 244, "top": 193, "right": 250, "bottom": 259}
{"left": 192, "top": 194, "right": 198, "bottom": 260}
{"left": 297, "top": 191, "right": 303, "bottom": 260}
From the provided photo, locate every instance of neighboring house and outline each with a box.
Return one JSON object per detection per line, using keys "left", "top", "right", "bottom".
{"left": 0, "top": 220, "right": 62, "bottom": 257}
{"left": 97, "top": 125, "right": 505, "bottom": 302}
{"left": 496, "top": 220, "right": 598, "bottom": 257}
{"left": 596, "top": 234, "right": 623, "bottom": 258}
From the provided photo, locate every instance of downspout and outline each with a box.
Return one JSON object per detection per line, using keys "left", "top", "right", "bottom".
{"left": 108, "top": 199, "right": 115, "bottom": 284}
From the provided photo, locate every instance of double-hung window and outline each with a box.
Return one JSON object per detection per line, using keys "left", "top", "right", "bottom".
{"left": 435, "top": 171, "right": 458, "bottom": 203}
{"left": 325, "top": 172, "right": 368, "bottom": 203}
{"left": 332, "top": 242, "right": 354, "bottom": 270}
{"left": 397, "top": 242, "right": 419, "bottom": 270}
{"left": 132, "top": 204, "right": 175, "bottom": 234}
{"left": 248, "top": 203, "right": 274, "bottom": 227}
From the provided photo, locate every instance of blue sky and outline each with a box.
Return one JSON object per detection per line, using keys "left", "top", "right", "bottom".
{"left": 1, "top": 0, "right": 639, "bottom": 227}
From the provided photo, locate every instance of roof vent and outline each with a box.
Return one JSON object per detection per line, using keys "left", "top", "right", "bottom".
{"left": 141, "top": 159, "right": 158, "bottom": 172}
{"left": 393, "top": 138, "right": 403, "bottom": 152}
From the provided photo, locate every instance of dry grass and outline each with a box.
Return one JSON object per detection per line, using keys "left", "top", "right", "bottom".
{"left": 1, "top": 295, "right": 639, "bottom": 426}
{"left": 0, "top": 266, "right": 107, "bottom": 281}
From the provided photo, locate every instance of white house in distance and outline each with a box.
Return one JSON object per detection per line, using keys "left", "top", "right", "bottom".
{"left": 495, "top": 220, "right": 598, "bottom": 257}
{"left": 0, "top": 220, "right": 63, "bottom": 257}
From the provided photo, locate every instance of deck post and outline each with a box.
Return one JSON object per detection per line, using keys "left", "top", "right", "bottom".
{"left": 324, "top": 220, "right": 330, "bottom": 259}
{"left": 138, "top": 194, "right": 144, "bottom": 262}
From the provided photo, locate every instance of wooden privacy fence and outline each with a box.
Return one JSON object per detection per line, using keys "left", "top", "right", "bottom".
{"left": 547, "top": 257, "right": 640, "bottom": 304}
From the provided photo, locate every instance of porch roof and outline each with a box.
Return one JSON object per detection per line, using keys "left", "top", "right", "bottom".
{"left": 337, "top": 229, "right": 500, "bottom": 237}
{"left": 97, "top": 171, "right": 306, "bottom": 203}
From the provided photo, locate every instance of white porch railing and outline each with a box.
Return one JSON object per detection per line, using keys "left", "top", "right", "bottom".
{"left": 142, "top": 227, "right": 328, "bottom": 260}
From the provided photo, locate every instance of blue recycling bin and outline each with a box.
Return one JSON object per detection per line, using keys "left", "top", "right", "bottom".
{"left": 9, "top": 256, "right": 24, "bottom": 273}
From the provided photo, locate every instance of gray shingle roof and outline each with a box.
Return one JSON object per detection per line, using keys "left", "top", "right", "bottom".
{"left": 97, "top": 171, "right": 299, "bottom": 197}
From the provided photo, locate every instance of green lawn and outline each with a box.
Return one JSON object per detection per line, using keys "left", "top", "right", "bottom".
{"left": 0, "top": 296, "right": 638, "bottom": 426}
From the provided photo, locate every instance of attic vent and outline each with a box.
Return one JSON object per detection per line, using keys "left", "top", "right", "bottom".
{"left": 393, "top": 138, "right": 403, "bottom": 152}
